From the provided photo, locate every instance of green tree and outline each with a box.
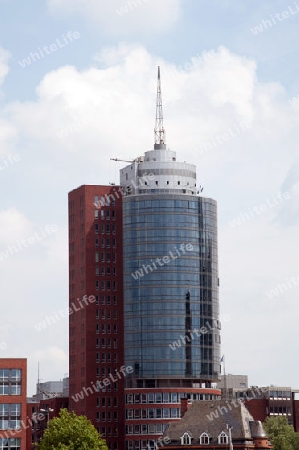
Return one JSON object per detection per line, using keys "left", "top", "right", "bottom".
{"left": 38, "top": 408, "right": 108, "bottom": 450}
{"left": 264, "top": 416, "right": 298, "bottom": 450}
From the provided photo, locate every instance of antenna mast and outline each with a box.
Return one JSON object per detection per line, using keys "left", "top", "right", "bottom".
{"left": 154, "top": 66, "right": 166, "bottom": 149}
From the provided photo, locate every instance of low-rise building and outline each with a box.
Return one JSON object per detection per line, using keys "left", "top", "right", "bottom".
{"left": 0, "top": 358, "right": 27, "bottom": 450}
{"left": 162, "top": 400, "right": 272, "bottom": 450}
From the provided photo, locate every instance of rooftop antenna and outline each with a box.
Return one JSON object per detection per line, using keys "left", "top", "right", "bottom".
{"left": 154, "top": 66, "right": 166, "bottom": 150}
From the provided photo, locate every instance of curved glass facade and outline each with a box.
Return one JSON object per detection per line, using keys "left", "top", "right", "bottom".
{"left": 123, "top": 194, "right": 220, "bottom": 382}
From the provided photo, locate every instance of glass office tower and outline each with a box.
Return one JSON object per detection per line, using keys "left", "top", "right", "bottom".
{"left": 121, "top": 152, "right": 220, "bottom": 385}
{"left": 121, "top": 68, "right": 221, "bottom": 449}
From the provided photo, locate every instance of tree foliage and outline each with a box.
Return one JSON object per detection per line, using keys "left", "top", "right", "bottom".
{"left": 264, "top": 416, "right": 299, "bottom": 450}
{"left": 38, "top": 408, "right": 108, "bottom": 450}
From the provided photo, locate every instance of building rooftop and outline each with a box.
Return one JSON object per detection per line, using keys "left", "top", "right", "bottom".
{"left": 163, "top": 400, "right": 270, "bottom": 445}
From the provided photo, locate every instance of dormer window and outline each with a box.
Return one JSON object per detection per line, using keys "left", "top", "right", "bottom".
{"left": 218, "top": 431, "right": 229, "bottom": 444}
{"left": 180, "top": 432, "right": 192, "bottom": 445}
{"left": 200, "top": 432, "right": 210, "bottom": 444}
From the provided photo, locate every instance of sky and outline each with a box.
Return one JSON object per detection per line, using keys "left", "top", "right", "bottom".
{"left": 0, "top": 0, "right": 299, "bottom": 396}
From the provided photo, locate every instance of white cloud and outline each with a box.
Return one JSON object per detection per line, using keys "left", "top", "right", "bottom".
{"left": 0, "top": 208, "right": 33, "bottom": 245}
{"left": 0, "top": 46, "right": 10, "bottom": 86}
{"left": 47, "top": 0, "right": 181, "bottom": 35}
{"left": 2, "top": 42, "right": 299, "bottom": 389}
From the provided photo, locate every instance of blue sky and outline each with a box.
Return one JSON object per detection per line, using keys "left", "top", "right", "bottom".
{"left": 1, "top": 0, "right": 299, "bottom": 395}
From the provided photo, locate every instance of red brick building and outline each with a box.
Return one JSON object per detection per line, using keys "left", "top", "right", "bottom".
{"left": 68, "top": 185, "right": 125, "bottom": 449}
{"left": 225, "top": 385, "right": 299, "bottom": 432}
{"left": 26, "top": 396, "right": 69, "bottom": 449}
{"left": 0, "top": 358, "right": 27, "bottom": 450}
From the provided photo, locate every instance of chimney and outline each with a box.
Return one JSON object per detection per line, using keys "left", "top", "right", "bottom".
{"left": 181, "top": 398, "right": 189, "bottom": 417}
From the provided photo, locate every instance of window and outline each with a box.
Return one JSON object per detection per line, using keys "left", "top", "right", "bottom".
{"left": 95, "top": 224, "right": 99, "bottom": 234}
{"left": 200, "top": 432, "right": 210, "bottom": 445}
{"left": 95, "top": 252, "right": 99, "bottom": 262}
{"left": 95, "top": 238, "right": 99, "bottom": 248}
{"left": 0, "top": 404, "right": 21, "bottom": 430}
{"left": 0, "top": 438, "right": 21, "bottom": 449}
{"left": 180, "top": 432, "right": 192, "bottom": 445}
{"left": 94, "top": 210, "right": 98, "bottom": 219}
{"left": 218, "top": 432, "right": 228, "bottom": 444}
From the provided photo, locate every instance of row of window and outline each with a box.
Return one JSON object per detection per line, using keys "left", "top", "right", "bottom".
{"left": 97, "top": 411, "right": 118, "bottom": 422}
{"left": 95, "top": 309, "right": 118, "bottom": 319}
{"left": 0, "top": 384, "right": 21, "bottom": 395}
{"left": 94, "top": 237, "right": 116, "bottom": 247}
{"left": 96, "top": 281, "right": 117, "bottom": 291}
{"left": 270, "top": 390, "right": 291, "bottom": 399}
{"left": 95, "top": 252, "right": 116, "bottom": 263}
{"left": 75, "top": 294, "right": 117, "bottom": 306}
{"left": 96, "top": 267, "right": 117, "bottom": 276}
{"left": 269, "top": 407, "right": 291, "bottom": 414}
{"left": 96, "top": 338, "right": 118, "bottom": 349}
{"left": 126, "top": 423, "right": 168, "bottom": 435}
{"left": 95, "top": 353, "right": 118, "bottom": 364}
{"left": 180, "top": 431, "right": 229, "bottom": 445}
{"left": 96, "top": 424, "right": 118, "bottom": 438}
{"left": 95, "top": 324, "right": 118, "bottom": 335}
{"left": 124, "top": 199, "right": 216, "bottom": 212}
{"left": 94, "top": 194, "right": 116, "bottom": 207}
{"left": 94, "top": 223, "right": 116, "bottom": 234}
{"left": 98, "top": 397, "right": 118, "bottom": 407}
{"left": 0, "top": 405, "right": 20, "bottom": 416}
{"left": 0, "top": 370, "right": 21, "bottom": 381}
{"left": 0, "top": 439, "right": 21, "bottom": 450}
{"left": 126, "top": 392, "right": 216, "bottom": 404}
{"left": 126, "top": 408, "right": 181, "bottom": 420}
{"left": 126, "top": 440, "right": 166, "bottom": 450}
{"left": 0, "top": 404, "right": 21, "bottom": 430}
{"left": 94, "top": 210, "right": 116, "bottom": 220}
